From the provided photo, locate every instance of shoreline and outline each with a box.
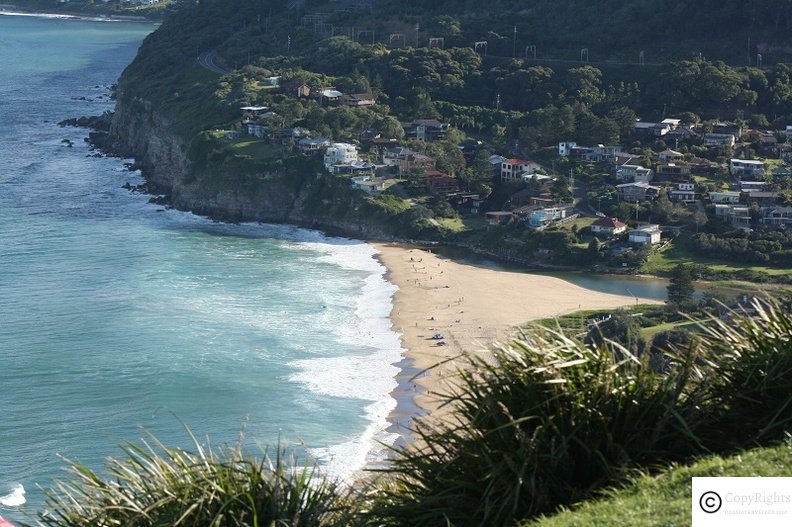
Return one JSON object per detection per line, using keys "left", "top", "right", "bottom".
{"left": 0, "top": 4, "right": 158, "bottom": 23}
{"left": 374, "top": 242, "right": 664, "bottom": 429}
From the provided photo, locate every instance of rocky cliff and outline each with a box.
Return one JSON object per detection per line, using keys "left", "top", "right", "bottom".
{"left": 108, "top": 92, "right": 399, "bottom": 239}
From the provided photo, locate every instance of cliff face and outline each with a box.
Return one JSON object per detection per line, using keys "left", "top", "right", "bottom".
{"left": 108, "top": 93, "right": 396, "bottom": 239}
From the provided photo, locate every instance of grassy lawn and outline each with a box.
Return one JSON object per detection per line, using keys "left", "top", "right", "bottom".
{"left": 641, "top": 235, "right": 792, "bottom": 276}
{"left": 524, "top": 442, "right": 792, "bottom": 527}
{"left": 229, "top": 138, "right": 281, "bottom": 158}
{"left": 558, "top": 216, "right": 596, "bottom": 231}
{"left": 639, "top": 319, "right": 699, "bottom": 340}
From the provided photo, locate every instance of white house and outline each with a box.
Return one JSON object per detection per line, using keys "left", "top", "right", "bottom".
{"left": 591, "top": 217, "right": 628, "bottom": 237}
{"left": 658, "top": 148, "right": 684, "bottom": 162}
{"left": 703, "top": 133, "right": 736, "bottom": 147}
{"left": 500, "top": 158, "right": 540, "bottom": 182}
{"left": 729, "top": 159, "right": 765, "bottom": 177}
{"left": 558, "top": 142, "right": 577, "bottom": 156}
{"left": 323, "top": 143, "right": 358, "bottom": 169}
{"left": 628, "top": 224, "right": 662, "bottom": 245}
{"left": 709, "top": 191, "right": 741, "bottom": 204}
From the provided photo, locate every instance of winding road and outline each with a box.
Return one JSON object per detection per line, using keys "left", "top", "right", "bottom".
{"left": 197, "top": 50, "right": 229, "bottom": 75}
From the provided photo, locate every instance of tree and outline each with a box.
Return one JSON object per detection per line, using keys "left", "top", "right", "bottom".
{"left": 587, "top": 239, "right": 601, "bottom": 261}
{"left": 667, "top": 263, "right": 695, "bottom": 306}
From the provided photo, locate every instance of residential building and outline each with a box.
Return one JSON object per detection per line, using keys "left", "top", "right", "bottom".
{"left": 281, "top": 80, "right": 311, "bottom": 98}
{"left": 591, "top": 217, "right": 628, "bottom": 237}
{"left": 703, "top": 133, "right": 736, "bottom": 147}
{"left": 323, "top": 143, "right": 358, "bottom": 169}
{"left": 715, "top": 204, "right": 751, "bottom": 229}
{"left": 654, "top": 163, "right": 692, "bottom": 182}
{"left": 729, "top": 159, "right": 765, "bottom": 177}
{"left": 320, "top": 88, "right": 343, "bottom": 103}
{"left": 708, "top": 191, "right": 741, "bottom": 204}
{"left": 668, "top": 182, "right": 696, "bottom": 203}
{"left": 658, "top": 148, "right": 684, "bottom": 162}
{"left": 350, "top": 176, "right": 385, "bottom": 195}
{"left": 528, "top": 206, "right": 574, "bottom": 229}
{"left": 634, "top": 121, "right": 671, "bottom": 138}
{"left": 615, "top": 163, "right": 653, "bottom": 183}
{"left": 558, "top": 142, "right": 577, "bottom": 156}
{"left": 383, "top": 146, "right": 412, "bottom": 166}
{"left": 616, "top": 181, "right": 661, "bottom": 202}
{"left": 403, "top": 119, "right": 450, "bottom": 141}
{"left": 762, "top": 206, "right": 792, "bottom": 228}
{"left": 485, "top": 211, "right": 515, "bottom": 225}
{"left": 339, "top": 93, "right": 376, "bottom": 107}
{"left": 580, "top": 145, "right": 627, "bottom": 163}
{"left": 743, "top": 191, "right": 781, "bottom": 207}
{"left": 628, "top": 224, "right": 662, "bottom": 245}
{"left": 298, "top": 136, "right": 331, "bottom": 152}
{"left": 738, "top": 180, "right": 767, "bottom": 193}
{"left": 395, "top": 152, "right": 436, "bottom": 176}
{"left": 500, "top": 158, "right": 538, "bottom": 182}
{"left": 328, "top": 159, "right": 376, "bottom": 174}
{"left": 425, "top": 170, "right": 459, "bottom": 195}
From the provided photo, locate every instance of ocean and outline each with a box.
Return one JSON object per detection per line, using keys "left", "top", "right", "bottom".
{"left": 0, "top": 13, "right": 403, "bottom": 521}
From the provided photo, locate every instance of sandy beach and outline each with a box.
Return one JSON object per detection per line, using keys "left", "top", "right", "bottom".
{"left": 375, "top": 243, "right": 663, "bottom": 427}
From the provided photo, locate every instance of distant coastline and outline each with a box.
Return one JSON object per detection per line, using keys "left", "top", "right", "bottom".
{"left": 0, "top": 3, "right": 157, "bottom": 22}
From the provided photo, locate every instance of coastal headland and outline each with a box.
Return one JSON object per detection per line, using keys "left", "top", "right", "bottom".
{"left": 376, "top": 243, "right": 663, "bottom": 426}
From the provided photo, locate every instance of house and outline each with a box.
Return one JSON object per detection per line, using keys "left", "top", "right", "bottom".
{"left": 425, "top": 170, "right": 459, "bottom": 195}
{"left": 762, "top": 206, "right": 792, "bottom": 228}
{"left": 558, "top": 142, "right": 577, "bottom": 156}
{"left": 383, "top": 146, "right": 412, "bottom": 166}
{"left": 665, "top": 126, "right": 700, "bottom": 143}
{"left": 240, "top": 105, "right": 269, "bottom": 118}
{"left": 328, "top": 159, "right": 377, "bottom": 175}
{"left": 738, "top": 181, "right": 767, "bottom": 193}
{"left": 298, "top": 136, "right": 331, "bottom": 152}
{"left": 323, "top": 143, "right": 358, "bottom": 169}
{"left": 447, "top": 193, "right": 483, "bottom": 215}
{"left": 668, "top": 182, "right": 697, "bottom": 203}
{"left": 657, "top": 148, "right": 684, "bottom": 162}
{"left": 615, "top": 163, "right": 653, "bottom": 183}
{"left": 580, "top": 145, "right": 626, "bottom": 163}
{"left": 350, "top": 176, "right": 385, "bottom": 195}
{"left": 713, "top": 121, "right": 743, "bottom": 138}
{"left": 715, "top": 204, "right": 751, "bottom": 229}
{"left": 395, "top": 152, "right": 436, "bottom": 176}
{"left": 591, "top": 217, "right": 628, "bottom": 237}
{"left": 653, "top": 163, "right": 692, "bottom": 182}
{"left": 500, "top": 158, "right": 540, "bottom": 182}
{"left": 279, "top": 127, "right": 312, "bottom": 140}
{"left": 634, "top": 121, "right": 670, "bottom": 138}
{"left": 320, "top": 88, "right": 344, "bottom": 103}
{"left": 729, "top": 159, "right": 765, "bottom": 177}
{"left": 743, "top": 191, "right": 781, "bottom": 207}
{"left": 527, "top": 206, "right": 574, "bottom": 229}
{"left": 403, "top": 119, "right": 450, "bottom": 141}
{"left": 628, "top": 224, "right": 662, "bottom": 245}
{"left": 485, "top": 211, "right": 515, "bottom": 225}
{"left": 708, "top": 191, "right": 741, "bottom": 204}
{"left": 339, "top": 93, "right": 376, "bottom": 107}
{"left": 281, "top": 80, "right": 311, "bottom": 98}
{"left": 661, "top": 118, "right": 682, "bottom": 129}
{"left": 264, "top": 76, "right": 281, "bottom": 86}
{"left": 616, "top": 181, "right": 661, "bottom": 202}
{"left": 703, "top": 133, "right": 736, "bottom": 147}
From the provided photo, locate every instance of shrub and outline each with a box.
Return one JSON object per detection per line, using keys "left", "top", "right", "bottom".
{"left": 27, "top": 430, "right": 356, "bottom": 527}
{"left": 369, "top": 328, "right": 710, "bottom": 526}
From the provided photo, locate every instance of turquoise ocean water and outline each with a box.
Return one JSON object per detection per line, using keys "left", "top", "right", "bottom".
{"left": 0, "top": 13, "right": 402, "bottom": 521}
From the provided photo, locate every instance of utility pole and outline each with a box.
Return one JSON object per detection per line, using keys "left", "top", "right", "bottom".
{"left": 512, "top": 25, "right": 517, "bottom": 58}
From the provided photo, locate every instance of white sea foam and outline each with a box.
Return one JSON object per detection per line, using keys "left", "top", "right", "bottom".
{"left": 285, "top": 237, "right": 405, "bottom": 482}
{"left": 0, "top": 484, "right": 26, "bottom": 508}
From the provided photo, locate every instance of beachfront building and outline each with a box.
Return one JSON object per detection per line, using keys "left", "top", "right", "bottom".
{"left": 628, "top": 224, "right": 662, "bottom": 245}
{"left": 323, "top": 143, "right": 358, "bottom": 169}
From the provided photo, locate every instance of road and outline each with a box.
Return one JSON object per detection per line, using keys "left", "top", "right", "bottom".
{"left": 197, "top": 50, "right": 229, "bottom": 75}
